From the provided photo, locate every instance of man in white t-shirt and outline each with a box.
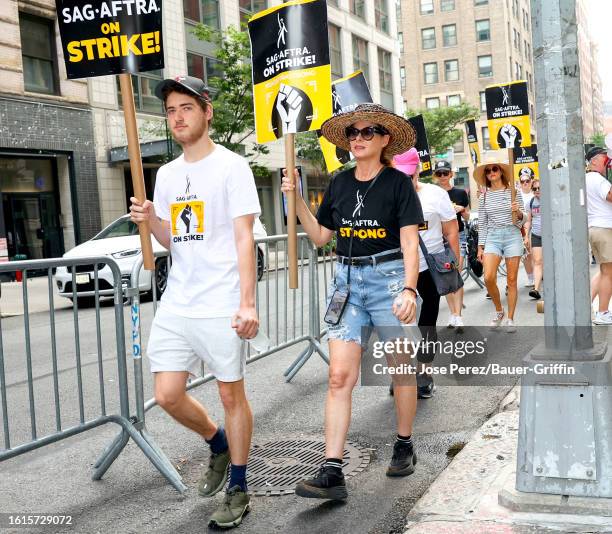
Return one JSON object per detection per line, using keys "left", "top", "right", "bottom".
{"left": 130, "top": 75, "right": 260, "bottom": 528}
{"left": 585, "top": 146, "right": 612, "bottom": 324}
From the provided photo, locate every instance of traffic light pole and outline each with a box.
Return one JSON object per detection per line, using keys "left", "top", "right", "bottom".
{"left": 512, "top": 0, "right": 612, "bottom": 499}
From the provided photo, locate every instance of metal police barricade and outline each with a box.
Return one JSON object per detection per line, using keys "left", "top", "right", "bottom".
{"left": 97, "top": 234, "right": 330, "bottom": 490}
{"left": 0, "top": 257, "right": 186, "bottom": 493}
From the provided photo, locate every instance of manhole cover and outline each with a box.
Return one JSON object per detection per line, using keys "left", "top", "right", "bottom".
{"left": 247, "top": 439, "right": 370, "bottom": 496}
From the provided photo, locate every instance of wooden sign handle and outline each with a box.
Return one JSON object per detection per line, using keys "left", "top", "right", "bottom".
{"left": 508, "top": 147, "right": 517, "bottom": 225}
{"left": 119, "top": 73, "right": 155, "bottom": 271}
{"left": 285, "top": 134, "right": 298, "bottom": 289}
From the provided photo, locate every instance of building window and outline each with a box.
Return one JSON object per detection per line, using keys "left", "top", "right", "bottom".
{"left": 239, "top": 0, "right": 267, "bottom": 27}
{"left": 352, "top": 35, "right": 369, "bottom": 82}
{"left": 420, "top": 0, "right": 434, "bottom": 15}
{"left": 447, "top": 94, "right": 461, "bottom": 106}
{"left": 474, "top": 0, "right": 488, "bottom": 5}
{"left": 117, "top": 70, "right": 164, "bottom": 114}
{"left": 424, "top": 62, "right": 439, "bottom": 84}
{"left": 183, "top": 0, "right": 220, "bottom": 28}
{"left": 421, "top": 28, "right": 436, "bottom": 49}
{"left": 400, "top": 66, "right": 406, "bottom": 90}
{"left": 480, "top": 91, "right": 487, "bottom": 112}
{"left": 442, "top": 24, "right": 457, "bottom": 47}
{"left": 329, "top": 24, "right": 343, "bottom": 80}
{"left": 378, "top": 48, "right": 394, "bottom": 109}
{"left": 19, "top": 13, "right": 58, "bottom": 95}
{"left": 478, "top": 55, "right": 493, "bottom": 77}
{"left": 482, "top": 126, "right": 491, "bottom": 150}
{"left": 399, "top": 32, "right": 404, "bottom": 54}
{"left": 475, "top": 19, "right": 490, "bottom": 41}
{"left": 453, "top": 138, "right": 464, "bottom": 153}
{"left": 187, "top": 53, "right": 222, "bottom": 90}
{"left": 441, "top": 0, "right": 455, "bottom": 11}
{"left": 444, "top": 59, "right": 459, "bottom": 82}
{"left": 426, "top": 97, "right": 440, "bottom": 109}
{"left": 350, "top": 0, "right": 366, "bottom": 19}
{"left": 375, "top": 0, "right": 389, "bottom": 33}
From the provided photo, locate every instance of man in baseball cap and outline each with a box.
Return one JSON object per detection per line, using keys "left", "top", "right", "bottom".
{"left": 130, "top": 75, "right": 261, "bottom": 528}
{"left": 585, "top": 147, "right": 612, "bottom": 325}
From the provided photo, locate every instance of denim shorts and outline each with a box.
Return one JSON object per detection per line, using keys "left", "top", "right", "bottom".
{"left": 326, "top": 252, "right": 422, "bottom": 346}
{"left": 484, "top": 226, "right": 523, "bottom": 258}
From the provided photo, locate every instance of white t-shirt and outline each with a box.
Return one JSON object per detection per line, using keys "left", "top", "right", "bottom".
{"left": 417, "top": 183, "right": 456, "bottom": 273}
{"left": 153, "top": 145, "right": 261, "bottom": 318}
{"left": 521, "top": 191, "right": 534, "bottom": 211}
{"left": 585, "top": 171, "right": 612, "bottom": 228}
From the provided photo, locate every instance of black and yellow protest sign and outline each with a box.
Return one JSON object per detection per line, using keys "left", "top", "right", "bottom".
{"left": 320, "top": 70, "right": 373, "bottom": 173}
{"left": 485, "top": 81, "right": 531, "bottom": 149}
{"left": 513, "top": 145, "right": 539, "bottom": 182}
{"left": 248, "top": 0, "right": 332, "bottom": 144}
{"left": 55, "top": 0, "right": 164, "bottom": 79}
{"left": 407, "top": 114, "right": 432, "bottom": 178}
{"left": 465, "top": 119, "right": 480, "bottom": 166}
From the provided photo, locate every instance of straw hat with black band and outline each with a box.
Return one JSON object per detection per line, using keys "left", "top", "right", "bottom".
{"left": 473, "top": 159, "right": 513, "bottom": 187}
{"left": 320, "top": 103, "right": 417, "bottom": 156}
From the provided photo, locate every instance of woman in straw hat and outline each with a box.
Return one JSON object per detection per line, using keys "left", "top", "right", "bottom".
{"left": 281, "top": 103, "right": 424, "bottom": 500}
{"left": 474, "top": 159, "right": 526, "bottom": 332}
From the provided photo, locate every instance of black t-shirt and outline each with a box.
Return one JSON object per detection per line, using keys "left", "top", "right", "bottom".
{"left": 316, "top": 167, "right": 424, "bottom": 257}
{"left": 447, "top": 187, "right": 470, "bottom": 232}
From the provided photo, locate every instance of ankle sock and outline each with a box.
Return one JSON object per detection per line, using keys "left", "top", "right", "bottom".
{"left": 205, "top": 427, "right": 228, "bottom": 455}
{"left": 229, "top": 464, "right": 248, "bottom": 492}
{"left": 396, "top": 434, "right": 413, "bottom": 447}
{"left": 323, "top": 458, "right": 343, "bottom": 472}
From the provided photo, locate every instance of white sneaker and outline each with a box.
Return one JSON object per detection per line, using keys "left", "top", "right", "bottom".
{"left": 447, "top": 315, "right": 456, "bottom": 329}
{"left": 490, "top": 311, "right": 505, "bottom": 330}
{"left": 593, "top": 311, "right": 612, "bottom": 325}
{"left": 505, "top": 319, "right": 517, "bottom": 333}
{"left": 525, "top": 278, "right": 535, "bottom": 288}
{"left": 455, "top": 315, "right": 464, "bottom": 333}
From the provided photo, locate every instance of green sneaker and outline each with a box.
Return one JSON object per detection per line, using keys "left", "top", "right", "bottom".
{"left": 208, "top": 485, "right": 251, "bottom": 529}
{"left": 198, "top": 449, "right": 230, "bottom": 497}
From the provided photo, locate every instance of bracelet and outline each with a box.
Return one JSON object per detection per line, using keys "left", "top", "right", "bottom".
{"left": 403, "top": 287, "right": 418, "bottom": 297}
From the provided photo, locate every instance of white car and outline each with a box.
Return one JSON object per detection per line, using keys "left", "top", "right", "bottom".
{"left": 54, "top": 214, "right": 267, "bottom": 305}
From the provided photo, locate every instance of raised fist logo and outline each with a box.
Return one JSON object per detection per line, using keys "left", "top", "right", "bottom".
{"left": 498, "top": 124, "right": 521, "bottom": 148}
{"left": 276, "top": 84, "right": 303, "bottom": 134}
{"left": 470, "top": 147, "right": 478, "bottom": 166}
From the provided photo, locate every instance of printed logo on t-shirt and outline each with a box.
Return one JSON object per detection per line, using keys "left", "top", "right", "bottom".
{"left": 418, "top": 221, "right": 429, "bottom": 231}
{"left": 171, "top": 201, "right": 205, "bottom": 241}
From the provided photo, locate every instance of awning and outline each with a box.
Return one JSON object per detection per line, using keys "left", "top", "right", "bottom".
{"left": 108, "top": 139, "right": 180, "bottom": 163}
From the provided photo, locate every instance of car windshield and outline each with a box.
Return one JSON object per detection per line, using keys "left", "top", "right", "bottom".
{"left": 93, "top": 218, "right": 139, "bottom": 239}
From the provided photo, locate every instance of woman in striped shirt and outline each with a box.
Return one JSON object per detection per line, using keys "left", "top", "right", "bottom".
{"left": 475, "top": 161, "right": 526, "bottom": 331}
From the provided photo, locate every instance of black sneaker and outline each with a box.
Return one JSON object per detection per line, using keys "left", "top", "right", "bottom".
{"left": 529, "top": 289, "right": 541, "bottom": 300}
{"left": 386, "top": 441, "right": 417, "bottom": 477}
{"left": 295, "top": 465, "right": 347, "bottom": 500}
{"left": 417, "top": 373, "right": 435, "bottom": 399}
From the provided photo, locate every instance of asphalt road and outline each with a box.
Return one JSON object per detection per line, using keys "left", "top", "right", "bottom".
{"left": 0, "top": 262, "right": 545, "bottom": 534}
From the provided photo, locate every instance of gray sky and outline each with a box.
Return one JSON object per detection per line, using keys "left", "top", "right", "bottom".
{"left": 587, "top": 0, "right": 611, "bottom": 101}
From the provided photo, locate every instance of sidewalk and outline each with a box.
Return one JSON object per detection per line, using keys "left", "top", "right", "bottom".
{"left": 0, "top": 277, "right": 72, "bottom": 317}
{"left": 404, "top": 386, "right": 612, "bottom": 533}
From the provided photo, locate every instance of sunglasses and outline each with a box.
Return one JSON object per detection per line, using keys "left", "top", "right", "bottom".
{"left": 345, "top": 125, "right": 389, "bottom": 141}
{"left": 532, "top": 187, "right": 540, "bottom": 192}
{"left": 485, "top": 165, "right": 500, "bottom": 174}
{"left": 435, "top": 171, "right": 450, "bottom": 177}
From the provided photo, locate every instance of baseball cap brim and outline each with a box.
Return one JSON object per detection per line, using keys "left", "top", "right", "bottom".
{"left": 154, "top": 78, "right": 210, "bottom": 101}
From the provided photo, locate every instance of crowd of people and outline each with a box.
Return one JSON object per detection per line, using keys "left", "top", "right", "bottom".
{"left": 128, "top": 73, "right": 610, "bottom": 529}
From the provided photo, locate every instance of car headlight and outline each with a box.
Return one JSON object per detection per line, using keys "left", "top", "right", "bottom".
{"left": 111, "top": 249, "right": 141, "bottom": 259}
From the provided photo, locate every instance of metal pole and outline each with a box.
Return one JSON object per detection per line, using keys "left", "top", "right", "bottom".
{"left": 512, "top": 0, "right": 612, "bottom": 500}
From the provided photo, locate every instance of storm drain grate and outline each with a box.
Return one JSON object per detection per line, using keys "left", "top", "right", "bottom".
{"left": 246, "top": 439, "right": 370, "bottom": 496}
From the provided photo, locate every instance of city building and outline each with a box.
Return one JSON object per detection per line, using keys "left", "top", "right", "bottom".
{"left": 0, "top": 0, "right": 100, "bottom": 262}
{"left": 398, "top": 0, "right": 537, "bottom": 195}
{"left": 576, "top": 0, "right": 604, "bottom": 141}
{"left": 604, "top": 101, "right": 612, "bottom": 135}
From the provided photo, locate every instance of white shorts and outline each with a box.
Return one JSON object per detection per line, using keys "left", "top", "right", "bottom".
{"left": 146, "top": 307, "right": 247, "bottom": 382}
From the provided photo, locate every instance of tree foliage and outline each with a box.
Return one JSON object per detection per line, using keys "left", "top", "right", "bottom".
{"left": 590, "top": 132, "right": 606, "bottom": 147}
{"left": 192, "top": 24, "right": 269, "bottom": 177}
{"left": 405, "top": 103, "right": 479, "bottom": 154}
